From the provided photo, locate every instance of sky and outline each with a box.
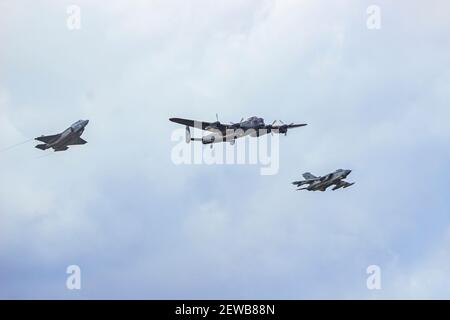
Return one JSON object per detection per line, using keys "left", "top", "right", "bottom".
{"left": 0, "top": 0, "right": 449, "bottom": 299}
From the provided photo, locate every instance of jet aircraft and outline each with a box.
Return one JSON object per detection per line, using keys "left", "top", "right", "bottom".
{"left": 35, "top": 120, "right": 89, "bottom": 152}
{"left": 292, "top": 169, "right": 354, "bottom": 191}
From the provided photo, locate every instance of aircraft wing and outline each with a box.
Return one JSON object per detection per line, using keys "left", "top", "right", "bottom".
{"left": 320, "top": 174, "right": 333, "bottom": 182}
{"left": 269, "top": 123, "right": 307, "bottom": 130}
{"left": 35, "top": 134, "right": 61, "bottom": 144}
{"left": 340, "top": 181, "right": 354, "bottom": 188}
{"left": 169, "top": 118, "right": 230, "bottom": 132}
{"left": 332, "top": 181, "right": 354, "bottom": 190}
{"left": 292, "top": 180, "right": 308, "bottom": 186}
{"left": 68, "top": 137, "right": 87, "bottom": 145}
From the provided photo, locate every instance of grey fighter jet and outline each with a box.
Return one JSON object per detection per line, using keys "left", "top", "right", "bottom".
{"left": 170, "top": 115, "right": 307, "bottom": 147}
{"left": 35, "top": 120, "right": 89, "bottom": 152}
{"left": 292, "top": 169, "right": 354, "bottom": 191}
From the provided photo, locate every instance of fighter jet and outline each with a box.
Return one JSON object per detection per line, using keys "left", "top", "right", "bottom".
{"left": 35, "top": 120, "right": 89, "bottom": 152}
{"left": 169, "top": 115, "right": 307, "bottom": 147}
{"left": 292, "top": 169, "right": 354, "bottom": 191}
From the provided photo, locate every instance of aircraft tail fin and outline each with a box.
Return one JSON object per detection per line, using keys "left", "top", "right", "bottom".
{"left": 35, "top": 144, "right": 48, "bottom": 151}
{"left": 302, "top": 172, "right": 317, "bottom": 180}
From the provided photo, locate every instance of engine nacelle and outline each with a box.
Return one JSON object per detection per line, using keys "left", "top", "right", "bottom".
{"left": 279, "top": 125, "right": 288, "bottom": 135}
{"left": 186, "top": 126, "right": 191, "bottom": 143}
{"left": 202, "top": 135, "right": 216, "bottom": 144}
{"left": 205, "top": 121, "right": 221, "bottom": 130}
{"left": 185, "top": 126, "right": 191, "bottom": 144}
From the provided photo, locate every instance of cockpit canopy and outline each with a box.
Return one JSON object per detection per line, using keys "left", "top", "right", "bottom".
{"left": 247, "top": 116, "right": 264, "bottom": 124}
{"left": 70, "top": 120, "right": 89, "bottom": 130}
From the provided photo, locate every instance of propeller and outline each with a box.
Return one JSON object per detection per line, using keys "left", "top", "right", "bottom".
{"left": 185, "top": 126, "right": 191, "bottom": 144}
{"left": 267, "top": 120, "right": 293, "bottom": 135}
{"left": 267, "top": 120, "right": 293, "bottom": 136}
{"left": 278, "top": 120, "right": 294, "bottom": 136}
{"left": 206, "top": 113, "right": 222, "bottom": 130}
{"left": 268, "top": 120, "right": 277, "bottom": 135}
{"left": 230, "top": 117, "right": 245, "bottom": 129}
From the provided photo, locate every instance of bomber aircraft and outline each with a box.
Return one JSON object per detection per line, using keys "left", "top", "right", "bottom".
{"left": 35, "top": 120, "right": 89, "bottom": 152}
{"left": 169, "top": 115, "right": 307, "bottom": 147}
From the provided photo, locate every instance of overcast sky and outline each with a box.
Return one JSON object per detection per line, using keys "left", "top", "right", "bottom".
{"left": 0, "top": 0, "right": 449, "bottom": 299}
